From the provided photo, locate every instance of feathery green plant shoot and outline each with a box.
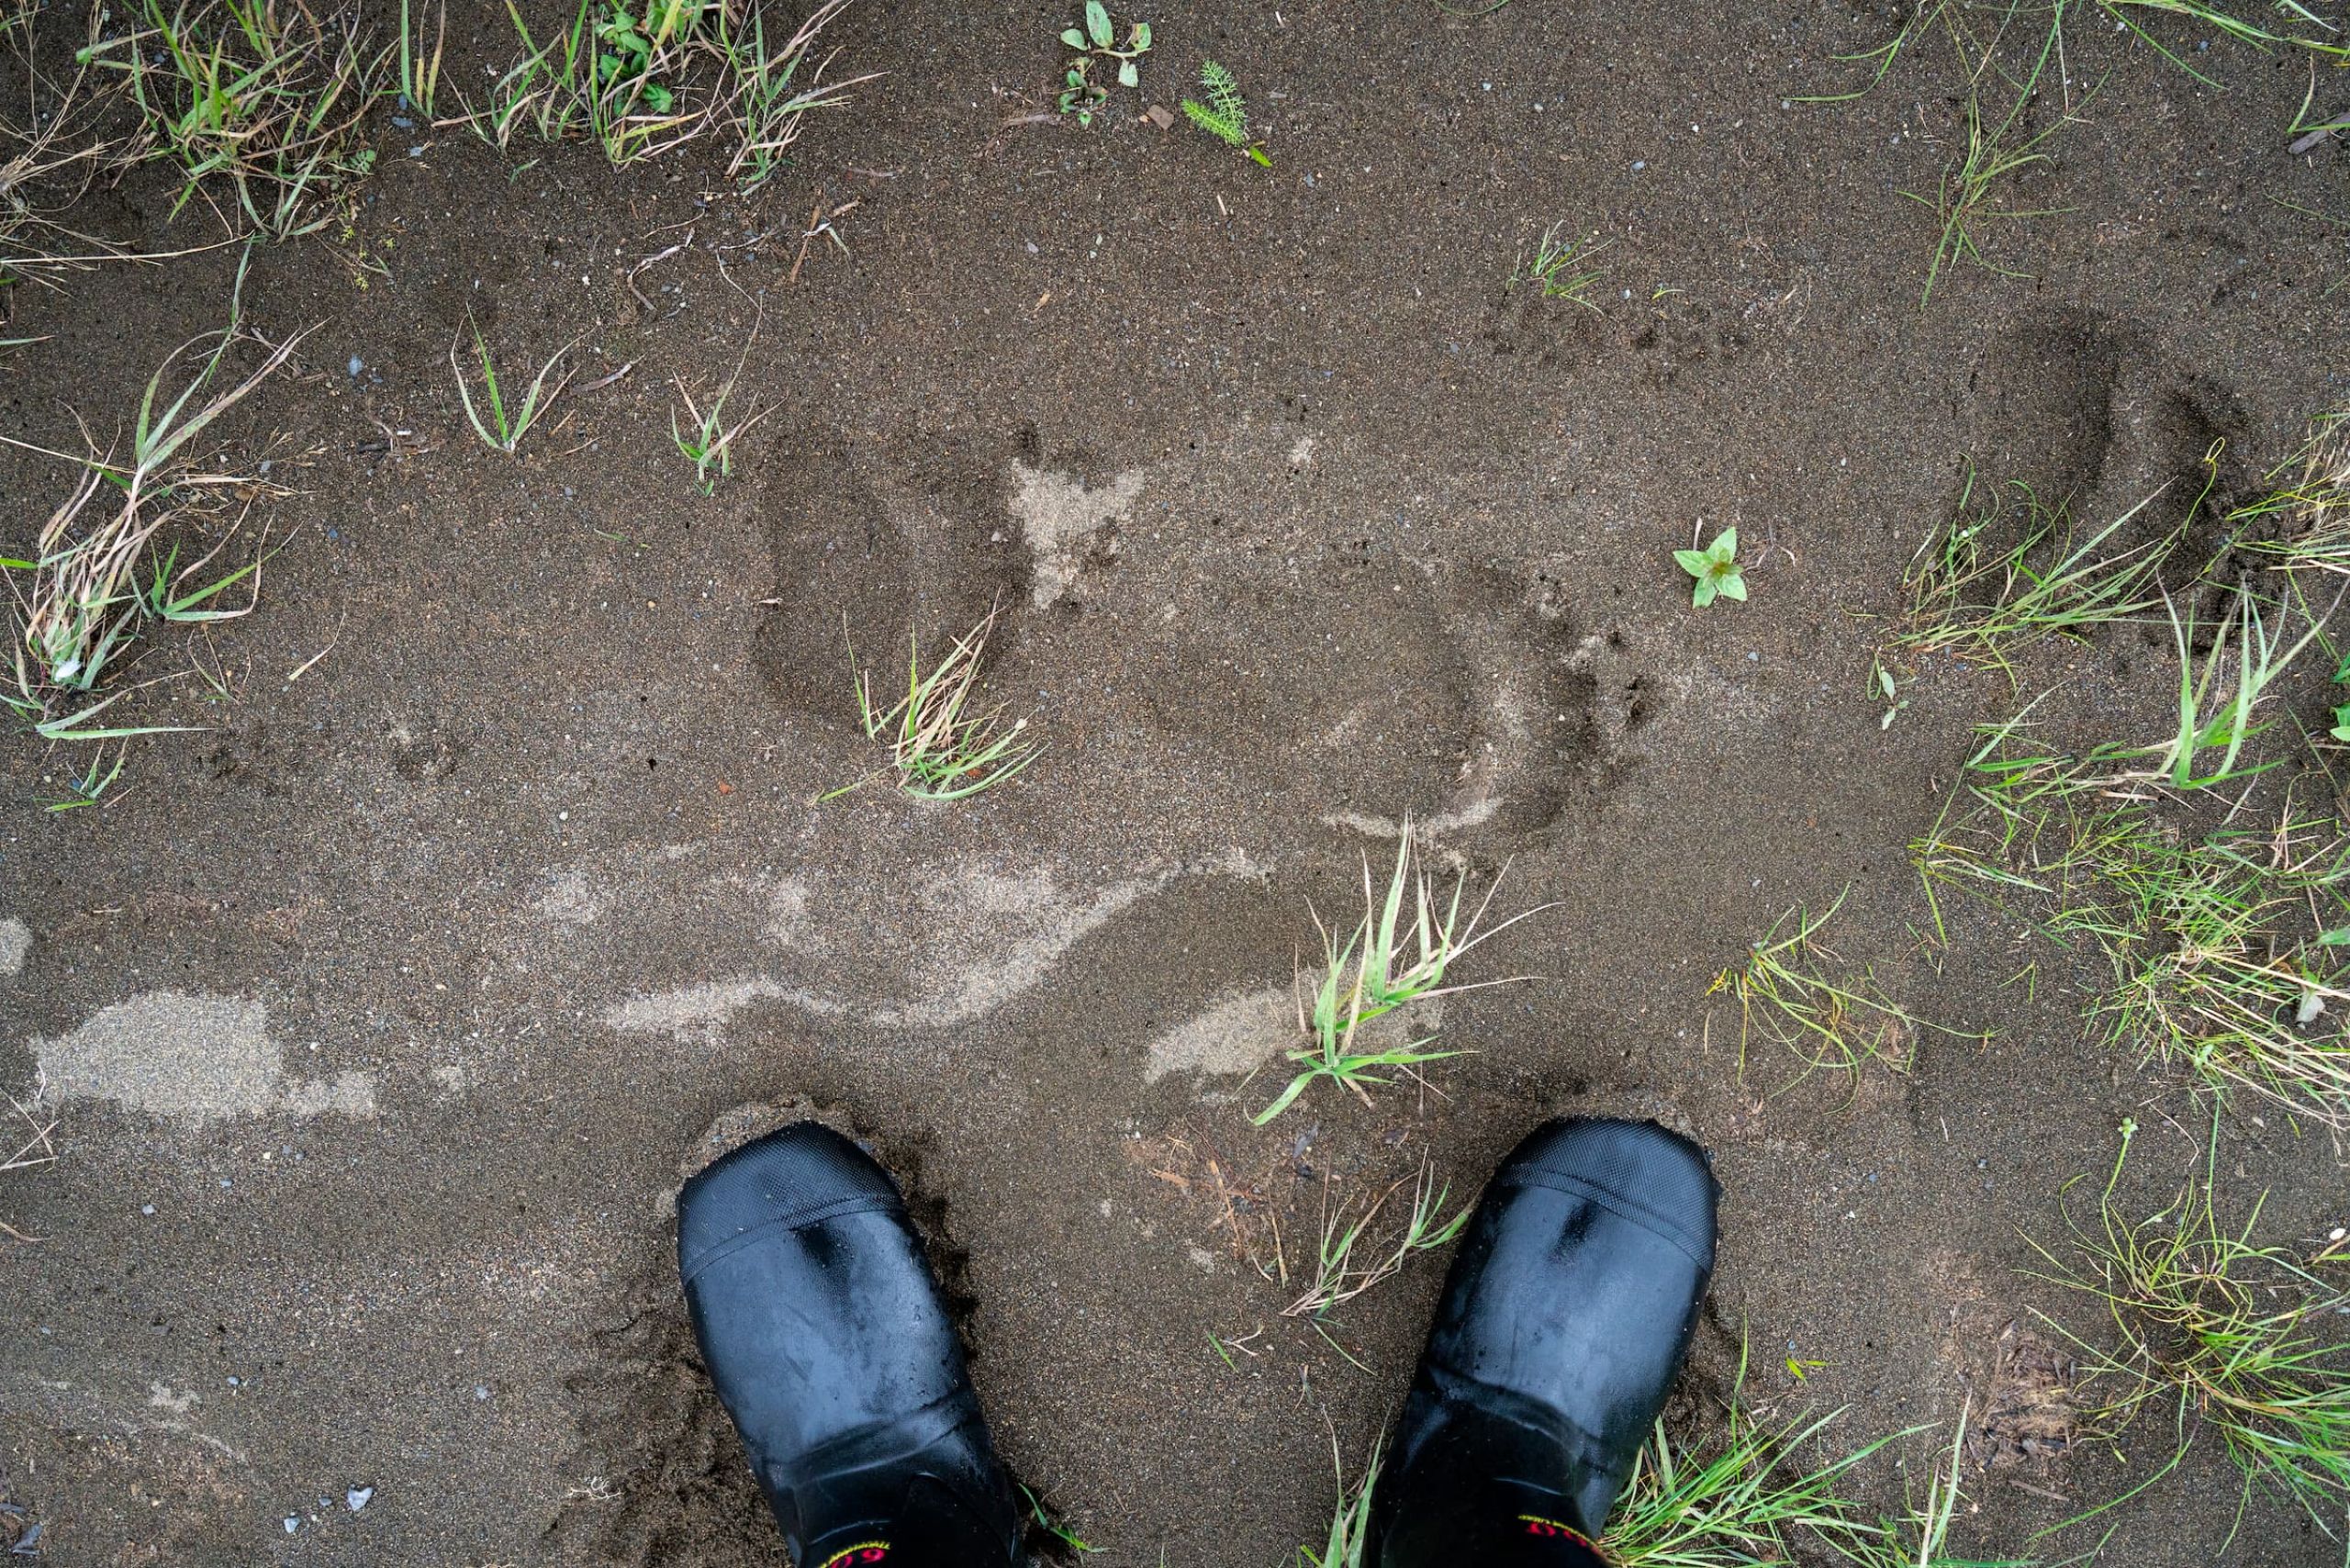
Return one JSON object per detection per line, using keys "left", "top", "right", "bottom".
{"left": 2029, "top": 1118, "right": 2350, "bottom": 1533}
{"left": 1675, "top": 527, "right": 1745, "bottom": 608}
{"left": 1181, "top": 59, "right": 1270, "bottom": 164}
{"left": 828, "top": 608, "right": 1040, "bottom": 801}
{"left": 1255, "top": 822, "right": 1552, "bottom": 1123}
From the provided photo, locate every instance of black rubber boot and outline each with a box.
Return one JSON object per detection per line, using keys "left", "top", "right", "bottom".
{"left": 677, "top": 1122, "right": 1026, "bottom": 1568}
{"left": 1369, "top": 1117, "right": 1720, "bottom": 1568}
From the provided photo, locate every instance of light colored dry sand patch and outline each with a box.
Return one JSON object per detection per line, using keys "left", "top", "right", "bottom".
{"left": 1009, "top": 463, "right": 1145, "bottom": 608}
{"left": 0, "top": 915, "right": 29, "bottom": 977}
{"left": 867, "top": 866, "right": 1155, "bottom": 1028}
{"left": 1144, "top": 987, "right": 1441, "bottom": 1084}
{"left": 33, "top": 991, "right": 376, "bottom": 1123}
{"left": 603, "top": 977, "right": 841, "bottom": 1040}
{"left": 536, "top": 870, "right": 606, "bottom": 925}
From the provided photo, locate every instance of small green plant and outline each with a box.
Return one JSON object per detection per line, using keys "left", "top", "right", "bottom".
{"left": 1512, "top": 222, "right": 1611, "bottom": 309}
{"left": 1254, "top": 823, "right": 1552, "bottom": 1124}
{"left": 450, "top": 319, "right": 579, "bottom": 454}
{"left": 827, "top": 608, "right": 1041, "bottom": 801}
{"left": 1674, "top": 526, "right": 1745, "bottom": 608}
{"left": 1016, "top": 1484, "right": 1101, "bottom": 1554}
{"left": 1281, "top": 1161, "right": 1469, "bottom": 1318}
{"left": 1297, "top": 1435, "right": 1381, "bottom": 1568}
{"left": 1181, "top": 59, "right": 1270, "bottom": 165}
{"left": 39, "top": 744, "right": 128, "bottom": 812}
{"left": 670, "top": 371, "right": 773, "bottom": 495}
{"left": 2029, "top": 1118, "right": 2350, "bottom": 1536}
{"left": 1057, "top": 1, "right": 1149, "bottom": 125}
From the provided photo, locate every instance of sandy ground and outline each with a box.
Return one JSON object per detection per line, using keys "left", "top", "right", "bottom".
{"left": 5, "top": 0, "right": 2350, "bottom": 1562}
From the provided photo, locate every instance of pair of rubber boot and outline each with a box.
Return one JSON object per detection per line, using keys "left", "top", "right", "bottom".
{"left": 677, "top": 1116, "right": 1718, "bottom": 1568}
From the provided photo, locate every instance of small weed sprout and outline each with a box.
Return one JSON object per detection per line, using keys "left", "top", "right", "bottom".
{"left": 670, "top": 366, "right": 774, "bottom": 495}
{"left": 1057, "top": 1, "right": 1149, "bottom": 124}
{"left": 1016, "top": 1484, "right": 1101, "bottom": 1555}
{"left": 450, "top": 319, "right": 579, "bottom": 454}
{"left": 2029, "top": 1119, "right": 2350, "bottom": 1532}
{"left": 828, "top": 608, "right": 1041, "bottom": 801}
{"left": 1181, "top": 59, "right": 1270, "bottom": 165}
{"left": 1675, "top": 526, "right": 1745, "bottom": 608}
{"left": 39, "top": 743, "right": 128, "bottom": 812}
{"left": 1511, "top": 222, "right": 1611, "bottom": 310}
{"left": 1255, "top": 823, "right": 1552, "bottom": 1124}
{"left": 1281, "top": 1161, "right": 1469, "bottom": 1319}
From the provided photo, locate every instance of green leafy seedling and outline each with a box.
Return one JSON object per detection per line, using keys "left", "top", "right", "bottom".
{"left": 1181, "top": 59, "right": 1270, "bottom": 165}
{"left": 1058, "top": 1, "right": 1149, "bottom": 124}
{"left": 1676, "top": 526, "right": 1746, "bottom": 608}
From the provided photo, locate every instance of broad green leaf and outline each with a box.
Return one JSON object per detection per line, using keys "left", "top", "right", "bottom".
{"left": 1060, "top": 27, "right": 1084, "bottom": 46}
{"left": 1117, "top": 59, "right": 1138, "bottom": 87}
{"left": 1085, "top": 0, "right": 1112, "bottom": 47}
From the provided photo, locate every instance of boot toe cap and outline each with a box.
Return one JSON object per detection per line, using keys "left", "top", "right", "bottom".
{"left": 1500, "top": 1116, "right": 1718, "bottom": 1269}
{"left": 677, "top": 1122, "right": 904, "bottom": 1282}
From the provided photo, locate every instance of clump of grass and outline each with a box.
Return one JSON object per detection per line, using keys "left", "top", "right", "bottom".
{"left": 1913, "top": 712, "right": 2350, "bottom": 1125}
{"left": 826, "top": 607, "right": 1040, "bottom": 801}
{"left": 396, "top": 0, "right": 445, "bottom": 116}
{"left": 450, "top": 319, "right": 578, "bottom": 454}
{"left": 2118, "top": 586, "right": 2324, "bottom": 794}
{"left": 1840, "top": 1406, "right": 2033, "bottom": 1567}
{"left": 2242, "top": 411, "right": 2350, "bottom": 575}
{"left": 2029, "top": 1118, "right": 2350, "bottom": 1535}
{"left": 1511, "top": 221, "right": 1610, "bottom": 310}
{"left": 1897, "top": 466, "right": 2180, "bottom": 684}
{"left": 1253, "top": 823, "right": 1552, "bottom": 1124}
{"left": 1601, "top": 1395, "right": 1886, "bottom": 1565}
{"left": 3, "top": 262, "right": 303, "bottom": 742}
{"left": 82, "top": 0, "right": 389, "bottom": 240}
{"left": 462, "top": 0, "right": 873, "bottom": 183}
{"left": 1902, "top": 18, "right": 2086, "bottom": 308}
{"left": 1715, "top": 887, "right": 1975, "bottom": 1103}
{"left": 1281, "top": 1160, "right": 1468, "bottom": 1319}
{"left": 1, "top": 12, "right": 129, "bottom": 277}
